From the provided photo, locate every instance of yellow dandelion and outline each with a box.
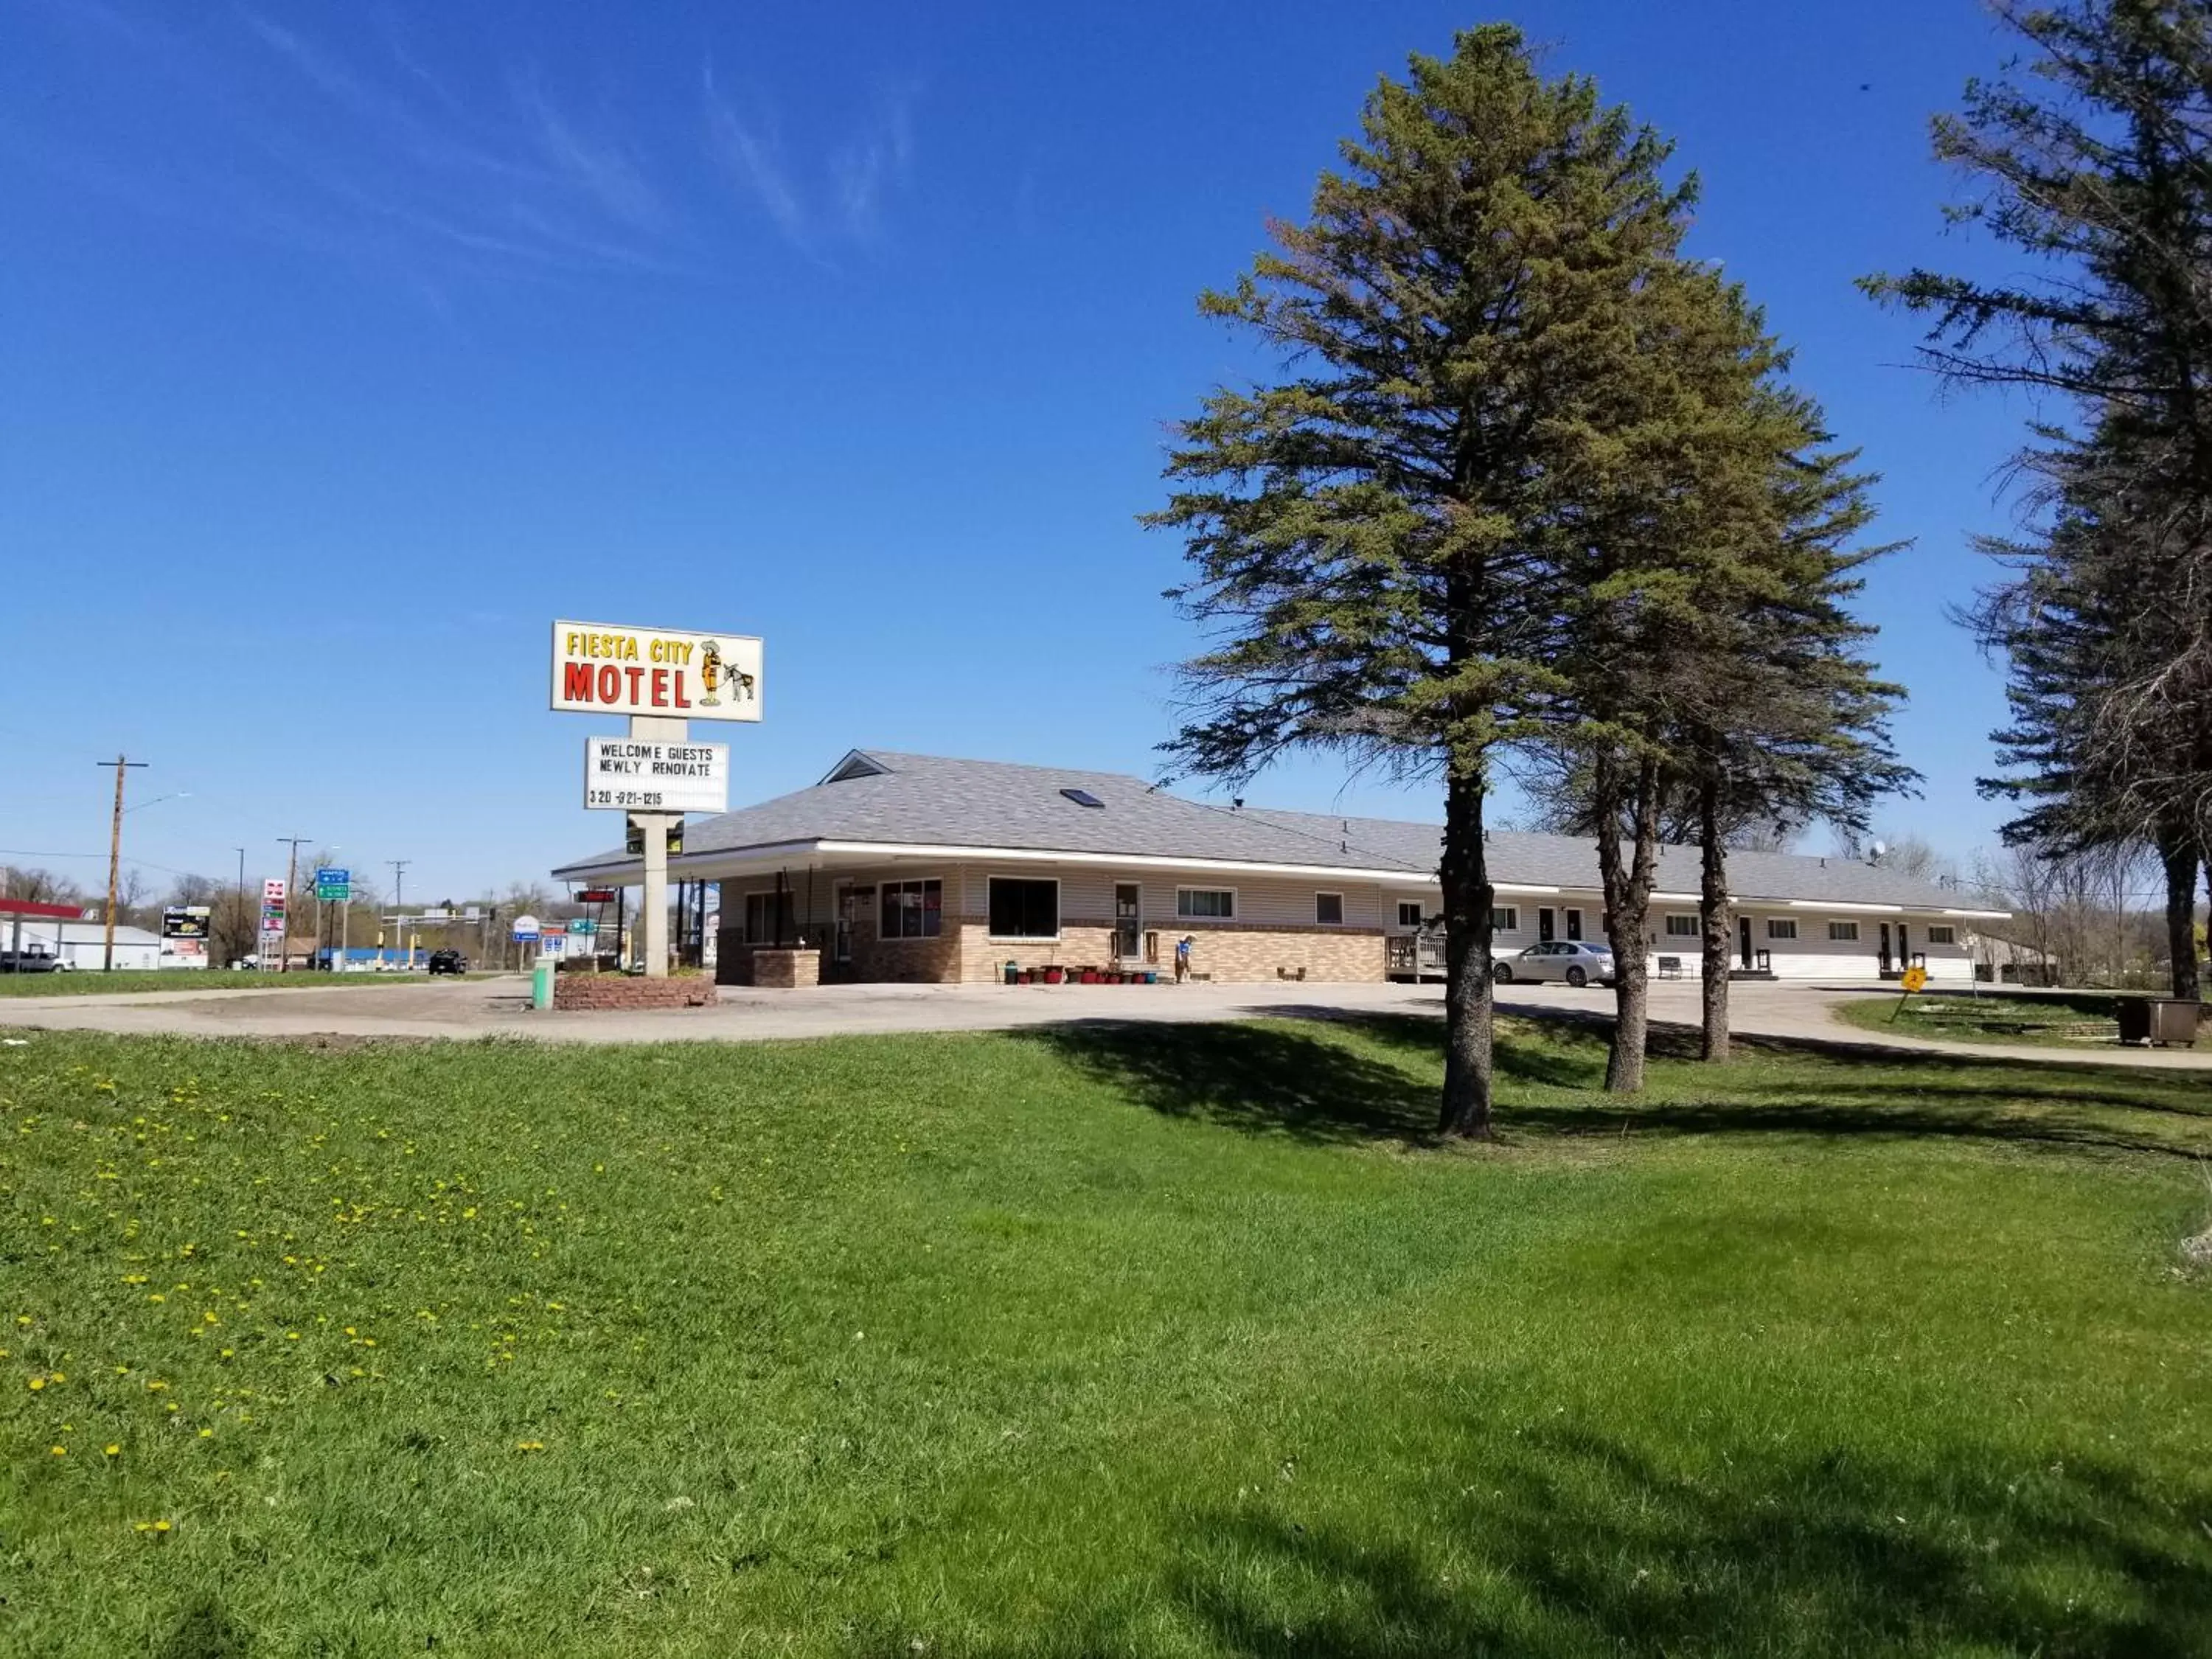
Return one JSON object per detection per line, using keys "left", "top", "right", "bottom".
{"left": 27, "top": 1376, "right": 45, "bottom": 1391}
{"left": 51, "top": 1371, "right": 64, "bottom": 1382}
{"left": 49, "top": 1444, "right": 66, "bottom": 1456}
{"left": 104, "top": 1444, "right": 120, "bottom": 1457}
{"left": 515, "top": 1439, "right": 546, "bottom": 1452}
{"left": 156, "top": 1519, "right": 171, "bottom": 1531}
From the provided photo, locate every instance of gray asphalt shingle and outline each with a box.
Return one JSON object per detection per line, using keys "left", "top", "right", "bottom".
{"left": 554, "top": 749, "right": 1978, "bottom": 911}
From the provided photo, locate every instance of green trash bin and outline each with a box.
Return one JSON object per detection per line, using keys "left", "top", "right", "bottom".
{"left": 532, "top": 961, "right": 555, "bottom": 1011}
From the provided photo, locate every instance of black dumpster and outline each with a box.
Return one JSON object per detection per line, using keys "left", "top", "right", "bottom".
{"left": 2116, "top": 998, "right": 2152, "bottom": 1045}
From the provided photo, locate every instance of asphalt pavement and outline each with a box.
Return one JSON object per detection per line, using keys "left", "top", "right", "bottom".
{"left": 0, "top": 972, "right": 2207, "bottom": 1069}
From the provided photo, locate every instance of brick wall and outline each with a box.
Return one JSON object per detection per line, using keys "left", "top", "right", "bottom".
{"left": 552, "top": 975, "right": 716, "bottom": 1010}
{"left": 1169, "top": 924, "right": 1386, "bottom": 984}
{"left": 957, "top": 919, "right": 1119, "bottom": 982}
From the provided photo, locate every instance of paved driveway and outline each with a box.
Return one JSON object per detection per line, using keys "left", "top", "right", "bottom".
{"left": 0, "top": 973, "right": 2206, "bottom": 1068}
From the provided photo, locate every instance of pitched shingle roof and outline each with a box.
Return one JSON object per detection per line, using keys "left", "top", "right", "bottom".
{"left": 554, "top": 748, "right": 1976, "bottom": 911}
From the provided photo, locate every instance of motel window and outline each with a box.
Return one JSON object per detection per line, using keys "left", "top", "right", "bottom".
{"left": 1766, "top": 917, "right": 1798, "bottom": 941}
{"left": 1491, "top": 907, "right": 1518, "bottom": 933}
{"left": 1315, "top": 892, "right": 1345, "bottom": 926}
{"left": 879, "top": 878, "right": 942, "bottom": 940}
{"left": 1178, "top": 888, "right": 1235, "bottom": 920}
{"left": 987, "top": 877, "right": 1060, "bottom": 940}
{"left": 1828, "top": 919, "right": 1860, "bottom": 942}
{"left": 1397, "top": 901, "right": 1425, "bottom": 929}
{"left": 1565, "top": 908, "right": 1583, "bottom": 942}
{"left": 1663, "top": 914, "right": 1698, "bottom": 938}
{"left": 1926, "top": 925, "right": 1957, "bottom": 945}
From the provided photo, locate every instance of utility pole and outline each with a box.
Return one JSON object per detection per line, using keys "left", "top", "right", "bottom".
{"left": 95, "top": 755, "right": 148, "bottom": 971}
{"left": 276, "top": 836, "right": 313, "bottom": 973}
{"left": 387, "top": 859, "right": 409, "bottom": 969}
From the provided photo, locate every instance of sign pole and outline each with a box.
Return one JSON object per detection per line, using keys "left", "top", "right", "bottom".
{"left": 630, "top": 713, "right": 686, "bottom": 978}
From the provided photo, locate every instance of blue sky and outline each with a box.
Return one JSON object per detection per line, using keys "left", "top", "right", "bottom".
{"left": 2, "top": 0, "right": 2048, "bottom": 903}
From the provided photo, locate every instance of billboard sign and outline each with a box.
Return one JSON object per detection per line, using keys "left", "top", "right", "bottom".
{"left": 583, "top": 738, "right": 729, "bottom": 813}
{"left": 549, "top": 621, "right": 762, "bottom": 722}
{"left": 161, "top": 905, "right": 212, "bottom": 939}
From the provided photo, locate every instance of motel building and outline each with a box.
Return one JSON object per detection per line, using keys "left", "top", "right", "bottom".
{"left": 552, "top": 750, "right": 2003, "bottom": 988}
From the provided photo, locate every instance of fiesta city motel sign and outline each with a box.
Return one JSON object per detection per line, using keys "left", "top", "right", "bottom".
{"left": 549, "top": 621, "right": 763, "bottom": 722}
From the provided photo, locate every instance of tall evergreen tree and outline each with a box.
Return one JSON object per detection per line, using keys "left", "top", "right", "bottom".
{"left": 1683, "top": 415, "right": 1916, "bottom": 1060}
{"left": 1150, "top": 27, "right": 1698, "bottom": 1134}
{"left": 1866, "top": 0, "right": 2212, "bottom": 995}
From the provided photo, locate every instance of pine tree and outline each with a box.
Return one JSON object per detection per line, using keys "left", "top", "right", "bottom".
{"left": 1151, "top": 26, "right": 1698, "bottom": 1134}
{"left": 1866, "top": 0, "right": 2212, "bottom": 995}
{"left": 1683, "top": 411, "right": 1916, "bottom": 1060}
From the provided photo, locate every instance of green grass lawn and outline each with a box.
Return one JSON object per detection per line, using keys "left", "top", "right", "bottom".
{"left": 0, "top": 970, "right": 496, "bottom": 998}
{"left": 1831, "top": 990, "right": 2131, "bottom": 1049}
{"left": 4, "top": 1018, "right": 2208, "bottom": 1657}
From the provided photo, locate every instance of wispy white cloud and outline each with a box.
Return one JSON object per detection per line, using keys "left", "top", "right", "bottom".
{"left": 831, "top": 83, "right": 917, "bottom": 238}
{"left": 703, "top": 63, "right": 919, "bottom": 254}
{"left": 702, "top": 62, "right": 810, "bottom": 251}
{"left": 509, "top": 66, "right": 663, "bottom": 231}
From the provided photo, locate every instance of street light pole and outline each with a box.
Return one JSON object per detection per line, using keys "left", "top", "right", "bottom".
{"left": 95, "top": 755, "right": 149, "bottom": 971}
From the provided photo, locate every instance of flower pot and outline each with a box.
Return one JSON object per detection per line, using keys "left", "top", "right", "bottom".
{"left": 1044, "top": 966, "right": 1065, "bottom": 985}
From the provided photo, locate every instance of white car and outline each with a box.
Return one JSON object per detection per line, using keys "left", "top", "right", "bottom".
{"left": 1492, "top": 940, "right": 1616, "bottom": 987}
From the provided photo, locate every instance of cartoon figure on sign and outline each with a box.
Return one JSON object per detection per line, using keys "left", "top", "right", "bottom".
{"left": 697, "top": 640, "right": 755, "bottom": 709}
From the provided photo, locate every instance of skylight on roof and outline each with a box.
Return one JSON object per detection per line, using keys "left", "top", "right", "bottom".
{"left": 1060, "top": 787, "right": 1105, "bottom": 809}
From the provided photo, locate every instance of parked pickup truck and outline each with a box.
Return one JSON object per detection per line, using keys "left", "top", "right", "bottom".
{"left": 0, "top": 947, "right": 66, "bottom": 973}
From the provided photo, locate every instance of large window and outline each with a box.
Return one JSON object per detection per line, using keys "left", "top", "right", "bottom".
{"left": 1178, "top": 888, "right": 1235, "bottom": 919}
{"left": 1397, "top": 900, "right": 1425, "bottom": 929}
{"left": 988, "top": 877, "right": 1060, "bottom": 939}
{"left": 1315, "top": 892, "right": 1345, "bottom": 925}
{"left": 1491, "top": 906, "right": 1519, "bottom": 933}
{"left": 1766, "top": 917, "right": 1798, "bottom": 941}
{"left": 1828, "top": 919, "right": 1860, "bottom": 942}
{"left": 1663, "top": 914, "right": 1698, "bottom": 938}
{"left": 742, "top": 890, "right": 795, "bottom": 945}
{"left": 879, "top": 878, "right": 941, "bottom": 940}
{"left": 1926, "top": 924, "right": 1957, "bottom": 945}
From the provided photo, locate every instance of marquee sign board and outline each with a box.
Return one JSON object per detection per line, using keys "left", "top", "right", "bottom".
{"left": 583, "top": 738, "right": 729, "bottom": 813}
{"left": 162, "top": 905, "right": 212, "bottom": 939}
{"left": 550, "top": 622, "right": 762, "bottom": 723}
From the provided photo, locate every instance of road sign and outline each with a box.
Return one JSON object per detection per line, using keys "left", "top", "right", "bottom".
{"left": 314, "top": 866, "right": 351, "bottom": 902}
{"left": 582, "top": 737, "right": 729, "bottom": 813}
{"left": 511, "top": 914, "right": 541, "bottom": 942}
{"left": 551, "top": 622, "right": 762, "bottom": 723}
{"left": 1900, "top": 964, "right": 1929, "bottom": 994}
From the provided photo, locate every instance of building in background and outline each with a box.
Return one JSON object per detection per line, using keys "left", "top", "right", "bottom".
{"left": 553, "top": 750, "right": 2003, "bottom": 987}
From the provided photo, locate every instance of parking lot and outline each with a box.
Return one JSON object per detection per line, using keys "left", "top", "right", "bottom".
{"left": 0, "top": 972, "right": 2205, "bottom": 1067}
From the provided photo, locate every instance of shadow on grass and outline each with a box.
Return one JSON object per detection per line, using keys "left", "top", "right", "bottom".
{"left": 921, "top": 1422, "right": 2212, "bottom": 1658}
{"left": 1022, "top": 1011, "right": 2211, "bottom": 1162}
{"left": 1018, "top": 1018, "right": 1439, "bottom": 1147}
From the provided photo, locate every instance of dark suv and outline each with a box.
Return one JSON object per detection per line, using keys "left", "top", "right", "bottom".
{"left": 426, "top": 949, "right": 468, "bottom": 976}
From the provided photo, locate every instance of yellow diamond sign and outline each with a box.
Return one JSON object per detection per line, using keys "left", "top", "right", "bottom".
{"left": 1900, "top": 964, "right": 1929, "bottom": 994}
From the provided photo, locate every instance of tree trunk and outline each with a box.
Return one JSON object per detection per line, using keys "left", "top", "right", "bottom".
{"left": 1437, "top": 762, "right": 1496, "bottom": 1138}
{"left": 1697, "top": 776, "right": 1731, "bottom": 1062}
{"left": 2160, "top": 824, "right": 2202, "bottom": 1001}
{"left": 1596, "top": 754, "right": 1662, "bottom": 1094}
